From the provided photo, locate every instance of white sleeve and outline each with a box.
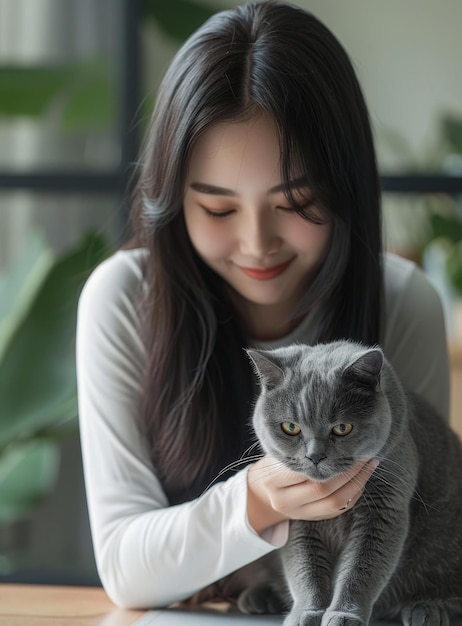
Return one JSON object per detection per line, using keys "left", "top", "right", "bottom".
{"left": 383, "top": 255, "right": 450, "bottom": 422}
{"left": 76, "top": 251, "right": 287, "bottom": 610}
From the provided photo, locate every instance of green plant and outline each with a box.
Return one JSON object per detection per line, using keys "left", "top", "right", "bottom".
{"left": 426, "top": 115, "right": 462, "bottom": 295}
{"left": 0, "top": 0, "right": 216, "bottom": 529}
{"left": 0, "top": 61, "right": 116, "bottom": 130}
{"left": 143, "top": 0, "right": 216, "bottom": 41}
{"left": 429, "top": 210, "right": 462, "bottom": 296}
{"left": 0, "top": 231, "right": 112, "bottom": 526}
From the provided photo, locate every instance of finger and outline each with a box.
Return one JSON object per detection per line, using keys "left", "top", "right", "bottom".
{"left": 296, "top": 484, "right": 363, "bottom": 521}
{"left": 351, "top": 458, "right": 379, "bottom": 489}
{"left": 293, "top": 460, "right": 378, "bottom": 520}
{"left": 324, "top": 458, "right": 379, "bottom": 496}
{"left": 281, "top": 458, "right": 372, "bottom": 503}
{"left": 262, "top": 458, "right": 378, "bottom": 492}
{"left": 327, "top": 459, "right": 378, "bottom": 509}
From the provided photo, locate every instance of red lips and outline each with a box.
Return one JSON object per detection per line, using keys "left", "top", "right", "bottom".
{"left": 238, "top": 259, "right": 293, "bottom": 280}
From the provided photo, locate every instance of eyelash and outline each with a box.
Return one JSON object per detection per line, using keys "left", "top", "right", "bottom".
{"left": 200, "top": 205, "right": 235, "bottom": 218}
{"left": 199, "top": 201, "right": 327, "bottom": 225}
{"left": 199, "top": 204, "right": 300, "bottom": 219}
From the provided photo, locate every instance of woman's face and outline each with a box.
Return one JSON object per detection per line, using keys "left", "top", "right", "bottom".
{"left": 183, "top": 114, "right": 332, "bottom": 339}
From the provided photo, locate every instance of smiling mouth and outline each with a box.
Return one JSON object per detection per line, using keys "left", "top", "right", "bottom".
{"left": 238, "top": 259, "right": 294, "bottom": 280}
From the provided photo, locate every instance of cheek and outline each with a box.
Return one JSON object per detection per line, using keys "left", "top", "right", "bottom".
{"left": 289, "top": 221, "right": 332, "bottom": 258}
{"left": 185, "top": 216, "right": 233, "bottom": 262}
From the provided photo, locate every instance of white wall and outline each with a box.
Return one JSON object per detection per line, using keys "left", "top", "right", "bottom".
{"left": 294, "top": 0, "right": 462, "bottom": 170}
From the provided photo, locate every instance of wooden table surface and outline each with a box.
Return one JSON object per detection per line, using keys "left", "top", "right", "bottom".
{"left": 0, "top": 584, "right": 145, "bottom": 626}
{"left": 450, "top": 340, "right": 462, "bottom": 438}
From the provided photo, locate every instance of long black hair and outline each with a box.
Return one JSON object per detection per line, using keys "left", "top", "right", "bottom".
{"left": 131, "top": 0, "right": 383, "bottom": 499}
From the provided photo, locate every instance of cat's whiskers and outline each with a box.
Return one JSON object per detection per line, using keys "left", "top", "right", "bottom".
{"left": 374, "top": 456, "right": 416, "bottom": 482}
{"left": 201, "top": 453, "right": 265, "bottom": 495}
{"left": 373, "top": 456, "right": 435, "bottom": 514}
{"left": 371, "top": 463, "right": 437, "bottom": 514}
{"left": 230, "top": 459, "right": 292, "bottom": 499}
{"left": 202, "top": 446, "right": 292, "bottom": 497}
{"left": 360, "top": 487, "right": 378, "bottom": 515}
{"left": 342, "top": 469, "right": 379, "bottom": 515}
{"left": 246, "top": 460, "right": 292, "bottom": 486}
{"left": 240, "top": 440, "right": 262, "bottom": 459}
{"left": 373, "top": 456, "right": 436, "bottom": 511}
{"left": 334, "top": 464, "right": 380, "bottom": 515}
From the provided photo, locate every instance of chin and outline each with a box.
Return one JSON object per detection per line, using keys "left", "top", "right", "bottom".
{"left": 280, "top": 458, "right": 327, "bottom": 482}
{"left": 302, "top": 460, "right": 345, "bottom": 483}
{"left": 305, "top": 467, "right": 336, "bottom": 483}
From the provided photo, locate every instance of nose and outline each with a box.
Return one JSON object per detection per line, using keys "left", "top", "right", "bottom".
{"left": 239, "top": 210, "right": 281, "bottom": 259}
{"left": 305, "top": 439, "right": 327, "bottom": 466}
{"left": 306, "top": 452, "right": 327, "bottom": 466}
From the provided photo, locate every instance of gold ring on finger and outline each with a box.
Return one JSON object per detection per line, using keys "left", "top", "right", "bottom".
{"left": 339, "top": 497, "right": 353, "bottom": 511}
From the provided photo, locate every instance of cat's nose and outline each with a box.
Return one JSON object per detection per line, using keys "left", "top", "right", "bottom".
{"left": 306, "top": 453, "right": 327, "bottom": 466}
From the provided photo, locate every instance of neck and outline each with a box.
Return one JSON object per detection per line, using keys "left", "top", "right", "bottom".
{"left": 229, "top": 290, "right": 305, "bottom": 342}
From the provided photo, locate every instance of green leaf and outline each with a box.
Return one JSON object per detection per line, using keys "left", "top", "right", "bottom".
{"left": 441, "top": 115, "right": 462, "bottom": 154}
{"left": 429, "top": 213, "right": 462, "bottom": 245}
{"left": 0, "top": 231, "right": 54, "bottom": 363}
{"left": 142, "top": 0, "right": 216, "bottom": 41}
{"left": 61, "top": 76, "right": 115, "bottom": 130}
{"left": 447, "top": 241, "right": 462, "bottom": 295}
{"left": 0, "top": 440, "right": 60, "bottom": 525}
{"left": 0, "top": 66, "right": 71, "bottom": 117}
{"left": 0, "top": 232, "right": 112, "bottom": 449}
{"left": 0, "top": 62, "right": 114, "bottom": 129}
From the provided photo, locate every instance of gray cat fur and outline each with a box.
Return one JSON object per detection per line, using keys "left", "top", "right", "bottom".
{"left": 244, "top": 340, "right": 462, "bottom": 626}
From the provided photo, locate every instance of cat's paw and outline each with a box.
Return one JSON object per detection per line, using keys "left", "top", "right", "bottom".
{"left": 401, "top": 601, "right": 450, "bottom": 626}
{"left": 237, "top": 583, "right": 288, "bottom": 615}
{"left": 320, "top": 610, "right": 366, "bottom": 626}
{"left": 283, "top": 606, "right": 324, "bottom": 626}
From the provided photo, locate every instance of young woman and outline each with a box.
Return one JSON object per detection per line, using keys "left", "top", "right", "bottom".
{"left": 76, "top": 0, "right": 450, "bottom": 610}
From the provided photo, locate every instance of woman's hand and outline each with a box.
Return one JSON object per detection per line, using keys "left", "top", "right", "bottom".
{"left": 246, "top": 456, "right": 378, "bottom": 535}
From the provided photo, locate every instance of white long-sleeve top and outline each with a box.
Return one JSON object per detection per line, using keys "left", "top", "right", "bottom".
{"left": 76, "top": 249, "right": 449, "bottom": 609}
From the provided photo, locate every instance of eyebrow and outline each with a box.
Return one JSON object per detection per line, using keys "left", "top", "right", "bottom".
{"left": 189, "top": 177, "right": 310, "bottom": 196}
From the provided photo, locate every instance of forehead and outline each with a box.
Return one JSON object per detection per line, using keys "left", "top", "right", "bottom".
{"left": 186, "top": 114, "right": 283, "bottom": 191}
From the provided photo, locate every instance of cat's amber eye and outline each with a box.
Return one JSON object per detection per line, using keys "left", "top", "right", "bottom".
{"left": 281, "top": 422, "right": 301, "bottom": 436}
{"left": 332, "top": 423, "right": 353, "bottom": 437}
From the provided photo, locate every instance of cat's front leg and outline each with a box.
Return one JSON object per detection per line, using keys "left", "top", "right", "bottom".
{"left": 282, "top": 520, "right": 334, "bottom": 626}
{"left": 284, "top": 606, "right": 326, "bottom": 626}
{"left": 321, "top": 504, "right": 410, "bottom": 626}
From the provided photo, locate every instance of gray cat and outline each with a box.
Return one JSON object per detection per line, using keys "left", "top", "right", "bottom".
{"left": 242, "top": 340, "right": 462, "bottom": 626}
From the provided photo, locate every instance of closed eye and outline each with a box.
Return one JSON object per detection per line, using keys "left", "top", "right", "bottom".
{"left": 200, "top": 205, "right": 235, "bottom": 218}
{"left": 276, "top": 201, "right": 328, "bottom": 225}
{"left": 276, "top": 201, "right": 313, "bottom": 213}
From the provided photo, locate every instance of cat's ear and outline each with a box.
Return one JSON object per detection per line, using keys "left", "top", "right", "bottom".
{"left": 344, "top": 347, "right": 383, "bottom": 387}
{"left": 246, "top": 349, "right": 285, "bottom": 390}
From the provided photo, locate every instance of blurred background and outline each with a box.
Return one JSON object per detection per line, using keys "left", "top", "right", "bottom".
{"left": 1, "top": 0, "right": 462, "bottom": 587}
